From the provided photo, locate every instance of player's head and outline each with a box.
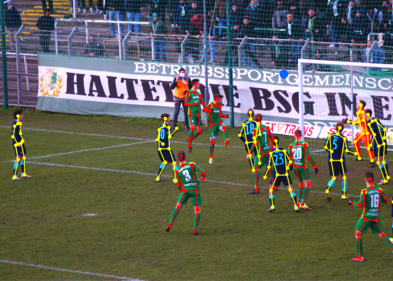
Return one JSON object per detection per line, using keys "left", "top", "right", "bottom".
{"left": 214, "top": 94, "right": 223, "bottom": 105}
{"left": 191, "top": 79, "right": 200, "bottom": 89}
{"left": 255, "top": 114, "right": 262, "bottom": 123}
{"left": 335, "top": 122, "right": 344, "bottom": 133}
{"left": 365, "top": 109, "right": 372, "bottom": 118}
{"left": 294, "top": 129, "right": 302, "bottom": 139}
{"left": 247, "top": 108, "right": 254, "bottom": 119}
{"left": 357, "top": 100, "right": 366, "bottom": 110}
{"left": 178, "top": 151, "right": 186, "bottom": 162}
{"left": 13, "top": 109, "right": 23, "bottom": 121}
{"left": 365, "top": 171, "right": 374, "bottom": 185}
{"left": 161, "top": 113, "right": 170, "bottom": 124}
{"left": 273, "top": 135, "right": 279, "bottom": 147}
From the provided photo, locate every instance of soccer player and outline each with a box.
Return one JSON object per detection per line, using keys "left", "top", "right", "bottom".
{"left": 184, "top": 79, "right": 205, "bottom": 153}
{"left": 238, "top": 109, "right": 258, "bottom": 168}
{"left": 288, "top": 130, "right": 318, "bottom": 210}
{"left": 343, "top": 100, "right": 375, "bottom": 167}
{"left": 248, "top": 114, "right": 273, "bottom": 194}
{"left": 324, "top": 122, "right": 357, "bottom": 200}
{"left": 156, "top": 113, "right": 178, "bottom": 183}
{"left": 207, "top": 94, "right": 229, "bottom": 164}
{"left": 349, "top": 171, "right": 393, "bottom": 262}
{"left": 11, "top": 110, "right": 31, "bottom": 180}
{"left": 365, "top": 109, "right": 390, "bottom": 185}
{"left": 264, "top": 136, "right": 298, "bottom": 212}
{"left": 166, "top": 151, "right": 206, "bottom": 235}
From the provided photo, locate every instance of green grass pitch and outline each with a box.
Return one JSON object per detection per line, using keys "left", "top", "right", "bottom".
{"left": 0, "top": 108, "right": 392, "bottom": 280}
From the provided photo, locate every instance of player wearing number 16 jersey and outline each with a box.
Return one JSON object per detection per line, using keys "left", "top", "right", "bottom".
{"left": 288, "top": 130, "right": 318, "bottom": 210}
{"left": 348, "top": 172, "right": 393, "bottom": 262}
{"left": 166, "top": 151, "right": 206, "bottom": 235}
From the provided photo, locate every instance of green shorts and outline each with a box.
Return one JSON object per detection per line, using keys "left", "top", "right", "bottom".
{"left": 209, "top": 124, "right": 221, "bottom": 138}
{"left": 355, "top": 218, "right": 383, "bottom": 234}
{"left": 294, "top": 167, "right": 311, "bottom": 181}
{"left": 178, "top": 190, "right": 202, "bottom": 206}
{"left": 188, "top": 115, "right": 201, "bottom": 126}
{"left": 255, "top": 153, "right": 269, "bottom": 168}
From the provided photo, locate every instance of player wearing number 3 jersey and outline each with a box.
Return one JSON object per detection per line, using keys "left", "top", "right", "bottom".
{"left": 349, "top": 172, "right": 393, "bottom": 262}
{"left": 166, "top": 151, "right": 206, "bottom": 235}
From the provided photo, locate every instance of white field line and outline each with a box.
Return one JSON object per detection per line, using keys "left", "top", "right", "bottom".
{"left": 0, "top": 259, "right": 141, "bottom": 280}
{"left": 0, "top": 126, "right": 244, "bottom": 149}
{"left": 28, "top": 161, "right": 358, "bottom": 198}
{"left": 29, "top": 141, "right": 155, "bottom": 160}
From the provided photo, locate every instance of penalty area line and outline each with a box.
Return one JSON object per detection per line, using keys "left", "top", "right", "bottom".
{"left": 0, "top": 259, "right": 142, "bottom": 280}
{"left": 28, "top": 161, "right": 357, "bottom": 197}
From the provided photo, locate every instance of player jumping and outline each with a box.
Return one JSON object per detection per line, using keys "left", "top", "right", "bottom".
{"left": 264, "top": 136, "right": 299, "bottom": 212}
{"left": 343, "top": 100, "right": 375, "bottom": 167}
{"left": 324, "top": 122, "right": 357, "bottom": 200}
{"left": 365, "top": 109, "right": 390, "bottom": 185}
{"left": 248, "top": 114, "right": 273, "bottom": 194}
{"left": 238, "top": 109, "right": 258, "bottom": 168}
{"left": 288, "top": 130, "right": 318, "bottom": 210}
{"left": 184, "top": 79, "right": 206, "bottom": 153}
{"left": 11, "top": 110, "right": 31, "bottom": 180}
{"left": 349, "top": 171, "right": 393, "bottom": 262}
{"left": 156, "top": 113, "right": 178, "bottom": 183}
{"left": 207, "top": 94, "right": 229, "bottom": 164}
{"left": 166, "top": 151, "right": 206, "bottom": 235}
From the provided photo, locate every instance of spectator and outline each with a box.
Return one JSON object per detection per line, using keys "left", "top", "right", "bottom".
{"left": 305, "top": 8, "right": 322, "bottom": 41}
{"left": 216, "top": 27, "right": 239, "bottom": 66}
{"left": 96, "top": 0, "right": 104, "bottom": 14}
{"left": 237, "top": 16, "right": 261, "bottom": 67}
{"left": 174, "top": 0, "right": 191, "bottom": 33}
{"left": 42, "top": 0, "right": 53, "bottom": 13}
{"left": 305, "top": 50, "right": 329, "bottom": 72}
{"left": 190, "top": 14, "right": 216, "bottom": 64}
{"left": 364, "top": 40, "right": 385, "bottom": 71}
{"left": 175, "top": 34, "right": 198, "bottom": 63}
{"left": 80, "top": 0, "right": 93, "bottom": 13}
{"left": 168, "top": 0, "right": 177, "bottom": 28}
{"left": 84, "top": 35, "right": 105, "bottom": 57}
{"left": 366, "top": 7, "right": 383, "bottom": 33}
{"left": 288, "top": 0, "right": 299, "bottom": 18}
{"left": 341, "top": 0, "right": 357, "bottom": 40}
{"left": 229, "top": 5, "right": 242, "bottom": 27}
{"left": 326, "top": 0, "right": 345, "bottom": 47}
{"left": 170, "top": 68, "right": 191, "bottom": 131}
{"left": 190, "top": 1, "right": 203, "bottom": 16}
{"left": 214, "top": 0, "right": 227, "bottom": 39}
{"left": 150, "top": 13, "right": 167, "bottom": 62}
{"left": 149, "top": 0, "right": 167, "bottom": 21}
{"left": 69, "top": 0, "right": 81, "bottom": 13}
{"left": 244, "top": 0, "right": 267, "bottom": 37}
{"left": 37, "top": 9, "right": 55, "bottom": 53}
{"left": 298, "top": 0, "right": 315, "bottom": 20}
{"left": 350, "top": 10, "right": 367, "bottom": 43}
{"left": 269, "top": 34, "right": 288, "bottom": 68}
{"left": 125, "top": 0, "right": 144, "bottom": 36}
{"left": 107, "top": 0, "right": 124, "bottom": 38}
{"left": 5, "top": 2, "right": 22, "bottom": 51}
{"left": 232, "top": 0, "right": 250, "bottom": 15}
{"left": 285, "top": 11, "right": 304, "bottom": 65}
{"left": 272, "top": 0, "right": 288, "bottom": 29}
{"left": 382, "top": 25, "right": 393, "bottom": 64}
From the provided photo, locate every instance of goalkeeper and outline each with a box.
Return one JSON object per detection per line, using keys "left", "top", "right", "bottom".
{"left": 348, "top": 171, "right": 393, "bottom": 262}
{"left": 365, "top": 109, "right": 390, "bottom": 185}
{"left": 238, "top": 109, "right": 258, "bottom": 168}
{"left": 184, "top": 79, "right": 205, "bottom": 153}
{"left": 288, "top": 130, "right": 318, "bottom": 210}
{"left": 207, "top": 94, "right": 229, "bottom": 164}
{"left": 156, "top": 113, "right": 178, "bottom": 183}
{"left": 11, "top": 110, "right": 32, "bottom": 180}
{"left": 166, "top": 151, "right": 206, "bottom": 235}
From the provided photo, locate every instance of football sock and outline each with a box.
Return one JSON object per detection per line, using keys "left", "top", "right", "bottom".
{"left": 290, "top": 192, "right": 297, "bottom": 206}
{"left": 21, "top": 160, "right": 25, "bottom": 175}
{"left": 269, "top": 195, "right": 275, "bottom": 209}
{"left": 13, "top": 161, "right": 20, "bottom": 177}
{"left": 341, "top": 181, "right": 347, "bottom": 196}
{"left": 193, "top": 213, "right": 200, "bottom": 231}
{"left": 157, "top": 163, "right": 166, "bottom": 177}
{"left": 209, "top": 138, "right": 215, "bottom": 157}
{"left": 303, "top": 187, "right": 310, "bottom": 204}
{"left": 172, "top": 165, "right": 178, "bottom": 181}
{"left": 382, "top": 235, "right": 393, "bottom": 253}
{"left": 326, "top": 179, "right": 336, "bottom": 191}
{"left": 356, "top": 237, "right": 363, "bottom": 257}
{"left": 168, "top": 207, "right": 180, "bottom": 227}
{"left": 254, "top": 168, "right": 259, "bottom": 190}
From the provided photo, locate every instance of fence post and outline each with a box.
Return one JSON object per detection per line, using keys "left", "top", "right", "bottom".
{"left": 55, "top": 20, "right": 58, "bottom": 54}
{"left": 73, "top": 0, "right": 76, "bottom": 18}
{"left": 85, "top": 21, "right": 89, "bottom": 43}
{"left": 367, "top": 41, "right": 377, "bottom": 63}
{"left": 123, "top": 30, "right": 132, "bottom": 60}
{"left": 15, "top": 25, "right": 24, "bottom": 105}
{"left": 180, "top": 33, "right": 189, "bottom": 64}
{"left": 68, "top": 27, "right": 78, "bottom": 56}
{"left": 151, "top": 36, "right": 155, "bottom": 61}
{"left": 24, "top": 55, "right": 29, "bottom": 92}
{"left": 238, "top": 36, "right": 247, "bottom": 67}
{"left": 118, "top": 22, "right": 122, "bottom": 60}
{"left": 301, "top": 38, "right": 309, "bottom": 59}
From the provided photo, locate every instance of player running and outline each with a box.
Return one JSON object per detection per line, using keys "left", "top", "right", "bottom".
{"left": 238, "top": 109, "right": 258, "bottom": 168}
{"left": 11, "top": 110, "right": 31, "bottom": 180}
{"left": 248, "top": 114, "right": 273, "bottom": 194}
{"left": 365, "top": 109, "right": 390, "bottom": 185}
{"left": 156, "top": 113, "right": 178, "bottom": 183}
{"left": 343, "top": 100, "right": 375, "bottom": 167}
{"left": 264, "top": 136, "right": 299, "bottom": 213}
{"left": 324, "top": 122, "right": 357, "bottom": 201}
{"left": 207, "top": 94, "right": 229, "bottom": 164}
{"left": 348, "top": 171, "right": 393, "bottom": 262}
{"left": 288, "top": 130, "right": 318, "bottom": 210}
{"left": 184, "top": 79, "right": 206, "bottom": 153}
{"left": 166, "top": 151, "right": 206, "bottom": 235}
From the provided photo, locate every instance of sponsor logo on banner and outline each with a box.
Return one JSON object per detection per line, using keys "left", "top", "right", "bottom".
{"left": 39, "top": 68, "right": 63, "bottom": 97}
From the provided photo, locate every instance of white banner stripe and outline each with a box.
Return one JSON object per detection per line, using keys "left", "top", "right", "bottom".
{"left": 28, "top": 161, "right": 358, "bottom": 197}
{"left": 0, "top": 259, "right": 141, "bottom": 280}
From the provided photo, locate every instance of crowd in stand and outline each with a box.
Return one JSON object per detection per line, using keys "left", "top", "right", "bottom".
{"left": 4, "top": 0, "right": 393, "bottom": 67}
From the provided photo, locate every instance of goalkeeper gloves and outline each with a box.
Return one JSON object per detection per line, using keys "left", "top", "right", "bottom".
{"left": 315, "top": 167, "right": 319, "bottom": 174}
{"left": 348, "top": 200, "right": 353, "bottom": 206}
